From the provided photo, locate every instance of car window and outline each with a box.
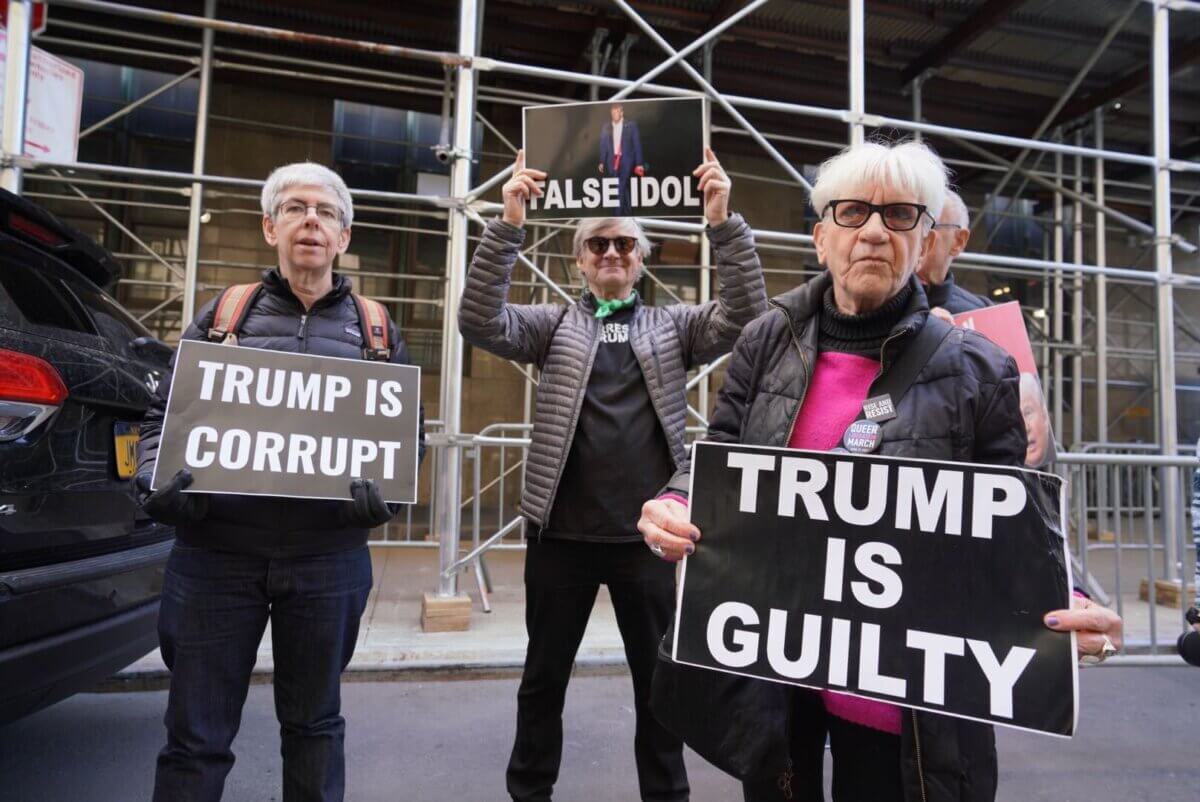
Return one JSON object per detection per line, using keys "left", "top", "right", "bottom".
{"left": 62, "top": 276, "right": 153, "bottom": 345}
{"left": 0, "top": 257, "right": 96, "bottom": 334}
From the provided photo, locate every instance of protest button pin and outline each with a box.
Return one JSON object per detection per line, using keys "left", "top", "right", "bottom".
{"left": 842, "top": 420, "right": 882, "bottom": 453}
{"left": 862, "top": 393, "right": 896, "bottom": 423}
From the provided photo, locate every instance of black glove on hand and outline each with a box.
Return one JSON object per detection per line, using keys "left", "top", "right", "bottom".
{"left": 341, "top": 478, "right": 393, "bottom": 529}
{"left": 135, "top": 469, "right": 209, "bottom": 526}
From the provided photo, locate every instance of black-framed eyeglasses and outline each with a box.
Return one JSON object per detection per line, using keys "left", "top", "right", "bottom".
{"left": 276, "top": 200, "right": 344, "bottom": 226}
{"left": 584, "top": 235, "right": 638, "bottom": 256}
{"left": 822, "top": 200, "right": 932, "bottom": 232}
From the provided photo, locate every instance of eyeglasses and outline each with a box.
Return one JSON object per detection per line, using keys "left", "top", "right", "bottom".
{"left": 822, "top": 200, "right": 932, "bottom": 232}
{"left": 276, "top": 200, "right": 343, "bottom": 226}
{"left": 932, "top": 223, "right": 964, "bottom": 231}
{"left": 583, "top": 236, "right": 638, "bottom": 256}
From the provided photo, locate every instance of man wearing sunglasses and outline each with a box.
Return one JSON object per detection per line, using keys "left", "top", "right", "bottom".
{"left": 915, "top": 189, "right": 990, "bottom": 314}
{"left": 460, "top": 148, "right": 767, "bottom": 802}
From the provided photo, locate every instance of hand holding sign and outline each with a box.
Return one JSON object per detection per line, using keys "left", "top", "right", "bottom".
{"left": 638, "top": 496, "right": 699, "bottom": 562}
{"left": 1044, "top": 595, "right": 1123, "bottom": 662}
{"left": 694, "top": 147, "right": 730, "bottom": 227}
{"left": 501, "top": 149, "right": 547, "bottom": 228}
{"left": 136, "top": 469, "right": 209, "bottom": 526}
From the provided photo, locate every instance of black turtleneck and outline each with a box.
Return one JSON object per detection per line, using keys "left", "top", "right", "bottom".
{"left": 819, "top": 282, "right": 913, "bottom": 357}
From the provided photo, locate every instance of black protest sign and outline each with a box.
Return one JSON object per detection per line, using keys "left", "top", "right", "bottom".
{"left": 522, "top": 97, "right": 706, "bottom": 220}
{"left": 672, "top": 442, "right": 1077, "bottom": 737}
{"left": 152, "top": 340, "right": 421, "bottom": 503}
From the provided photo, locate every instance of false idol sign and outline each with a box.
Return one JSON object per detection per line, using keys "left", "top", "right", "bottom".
{"left": 672, "top": 442, "right": 1078, "bottom": 737}
{"left": 522, "top": 97, "right": 707, "bottom": 220}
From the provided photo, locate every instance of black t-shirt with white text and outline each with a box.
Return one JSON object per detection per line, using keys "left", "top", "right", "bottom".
{"left": 542, "top": 305, "right": 675, "bottom": 542}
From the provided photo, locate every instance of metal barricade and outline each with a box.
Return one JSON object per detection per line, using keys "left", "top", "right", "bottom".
{"left": 1058, "top": 451, "right": 1198, "bottom": 660}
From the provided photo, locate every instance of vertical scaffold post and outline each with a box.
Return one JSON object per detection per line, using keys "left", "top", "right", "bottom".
{"left": 182, "top": 0, "right": 216, "bottom": 327}
{"left": 423, "top": 0, "right": 480, "bottom": 631}
{"left": 0, "top": 0, "right": 34, "bottom": 194}
{"left": 848, "top": 0, "right": 865, "bottom": 146}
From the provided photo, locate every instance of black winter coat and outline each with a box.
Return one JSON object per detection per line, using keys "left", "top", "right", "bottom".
{"left": 138, "top": 268, "right": 426, "bottom": 556}
{"left": 666, "top": 271, "right": 1026, "bottom": 802}
{"left": 925, "top": 271, "right": 991, "bottom": 315}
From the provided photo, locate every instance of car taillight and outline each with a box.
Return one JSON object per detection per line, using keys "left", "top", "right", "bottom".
{"left": 0, "top": 348, "right": 68, "bottom": 441}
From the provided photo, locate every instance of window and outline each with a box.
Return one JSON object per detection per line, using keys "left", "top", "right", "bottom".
{"left": 0, "top": 257, "right": 94, "bottom": 334}
{"left": 62, "top": 276, "right": 153, "bottom": 346}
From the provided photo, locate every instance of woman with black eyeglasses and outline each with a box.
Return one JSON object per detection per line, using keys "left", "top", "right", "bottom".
{"left": 459, "top": 148, "right": 767, "bottom": 802}
{"left": 638, "top": 140, "right": 1122, "bottom": 801}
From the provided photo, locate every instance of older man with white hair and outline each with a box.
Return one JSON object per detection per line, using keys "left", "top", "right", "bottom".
{"left": 916, "top": 189, "right": 990, "bottom": 314}
{"left": 460, "top": 148, "right": 767, "bottom": 802}
{"left": 136, "top": 161, "right": 424, "bottom": 802}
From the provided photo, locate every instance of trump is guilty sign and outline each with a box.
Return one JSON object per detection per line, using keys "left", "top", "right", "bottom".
{"left": 672, "top": 442, "right": 1077, "bottom": 736}
{"left": 152, "top": 340, "right": 420, "bottom": 503}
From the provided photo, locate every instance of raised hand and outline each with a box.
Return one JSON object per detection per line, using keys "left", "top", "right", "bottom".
{"left": 693, "top": 146, "right": 731, "bottom": 227}
{"left": 501, "top": 149, "right": 547, "bottom": 227}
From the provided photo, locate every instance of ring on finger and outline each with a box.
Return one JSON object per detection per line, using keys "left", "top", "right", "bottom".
{"left": 1079, "top": 634, "right": 1117, "bottom": 665}
{"left": 649, "top": 542, "right": 665, "bottom": 557}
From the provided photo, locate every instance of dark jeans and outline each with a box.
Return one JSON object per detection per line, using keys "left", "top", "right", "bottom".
{"left": 507, "top": 539, "right": 689, "bottom": 802}
{"left": 152, "top": 542, "right": 372, "bottom": 802}
{"left": 742, "top": 690, "right": 903, "bottom": 802}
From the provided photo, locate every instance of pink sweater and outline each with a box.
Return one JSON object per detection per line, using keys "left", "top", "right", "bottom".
{"left": 788, "top": 351, "right": 903, "bottom": 736}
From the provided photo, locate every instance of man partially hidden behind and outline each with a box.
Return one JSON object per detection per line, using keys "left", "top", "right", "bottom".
{"left": 916, "top": 189, "right": 990, "bottom": 314}
{"left": 599, "top": 102, "right": 645, "bottom": 216}
{"left": 136, "top": 162, "right": 424, "bottom": 802}
{"left": 461, "top": 149, "right": 767, "bottom": 802}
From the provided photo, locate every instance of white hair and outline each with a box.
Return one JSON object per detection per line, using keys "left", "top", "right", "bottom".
{"left": 810, "top": 140, "right": 950, "bottom": 228}
{"left": 943, "top": 189, "right": 970, "bottom": 229}
{"left": 572, "top": 217, "right": 653, "bottom": 260}
{"left": 261, "top": 162, "right": 354, "bottom": 227}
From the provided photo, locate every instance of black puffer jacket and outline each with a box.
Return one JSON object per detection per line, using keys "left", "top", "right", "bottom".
{"left": 138, "top": 268, "right": 426, "bottom": 556}
{"left": 666, "top": 271, "right": 1025, "bottom": 802}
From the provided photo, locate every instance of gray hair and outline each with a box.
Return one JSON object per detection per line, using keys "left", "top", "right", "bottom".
{"left": 943, "top": 189, "right": 970, "bottom": 229}
{"left": 810, "top": 140, "right": 949, "bottom": 228}
{"left": 261, "top": 162, "right": 354, "bottom": 227}
{"left": 572, "top": 217, "right": 653, "bottom": 260}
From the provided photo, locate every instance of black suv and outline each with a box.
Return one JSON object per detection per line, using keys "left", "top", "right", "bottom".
{"left": 0, "top": 189, "right": 173, "bottom": 724}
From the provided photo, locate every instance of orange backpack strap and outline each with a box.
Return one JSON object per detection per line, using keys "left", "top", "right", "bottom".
{"left": 352, "top": 293, "right": 391, "bottom": 361}
{"left": 207, "top": 282, "right": 262, "bottom": 345}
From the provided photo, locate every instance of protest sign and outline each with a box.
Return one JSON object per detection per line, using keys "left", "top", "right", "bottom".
{"left": 672, "top": 441, "right": 1077, "bottom": 737}
{"left": 152, "top": 340, "right": 421, "bottom": 503}
{"left": 953, "top": 302, "right": 1055, "bottom": 467}
{"left": 522, "top": 97, "right": 706, "bottom": 220}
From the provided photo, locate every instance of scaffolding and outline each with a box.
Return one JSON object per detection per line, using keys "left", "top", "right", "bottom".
{"left": 2, "top": 0, "right": 1198, "bottom": 613}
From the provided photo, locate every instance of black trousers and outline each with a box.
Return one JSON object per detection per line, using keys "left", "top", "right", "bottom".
{"left": 742, "top": 690, "right": 904, "bottom": 802}
{"left": 506, "top": 538, "right": 689, "bottom": 802}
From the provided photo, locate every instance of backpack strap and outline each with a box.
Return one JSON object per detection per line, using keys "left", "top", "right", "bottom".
{"left": 352, "top": 293, "right": 391, "bottom": 361}
{"left": 839, "top": 315, "right": 954, "bottom": 449}
{"left": 207, "top": 282, "right": 263, "bottom": 345}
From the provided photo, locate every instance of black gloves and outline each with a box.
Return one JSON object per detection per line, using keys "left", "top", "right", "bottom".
{"left": 135, "top": 469, "right": 209, "bottom": 526}
{"left": 340, "top": 478, "right": 394, "bottom": 529}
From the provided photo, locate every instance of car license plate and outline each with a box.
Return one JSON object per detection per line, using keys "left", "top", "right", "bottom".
{"left": 114, "top": 422, "right": 139, "bottom": 479}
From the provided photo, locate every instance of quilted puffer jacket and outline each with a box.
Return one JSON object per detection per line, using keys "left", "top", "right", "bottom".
{"left": 458, "top": 214, "right": 768, "bottom": 528}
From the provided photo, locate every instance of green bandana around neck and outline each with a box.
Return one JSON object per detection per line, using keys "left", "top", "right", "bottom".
{"left": 593, "top": 291, "right": 638, "bottom": 319}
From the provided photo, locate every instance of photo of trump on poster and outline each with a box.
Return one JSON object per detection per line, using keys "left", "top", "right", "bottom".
{"left": 522, "top": 97, "right": 707, "bottom": 221}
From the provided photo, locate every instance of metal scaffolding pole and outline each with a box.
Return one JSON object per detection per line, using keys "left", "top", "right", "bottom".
{"left": 1095, "top": 109, "right": 1110, "bottom": 444}
{"left": 1053, "top": 141, "right": 1065, "bottom": 438}
{"left": 1073, "top": 130, "right": 1084, "bottom": 448}
{"left": 1151, "top": 0, "right": 1180, "bottom": 583}
{"left": 182, "top": 0, "right": 216, "bottom": 326}
{"left": 0, "top": 0, "right": 34, "bottom": 194}
{"left": 848, "top": 0, "right": 865, "bottom": 145}
{"left": 431, "top": 0, "right": 481, "bottom": 607}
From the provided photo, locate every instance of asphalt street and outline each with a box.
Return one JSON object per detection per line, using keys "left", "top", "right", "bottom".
{"left": 0, "top": 666, "right": 1195, "bottom": 802}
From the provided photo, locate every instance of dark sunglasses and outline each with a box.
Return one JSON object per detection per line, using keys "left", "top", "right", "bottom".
{"left": 822, "top": 200, "right": 933, "bottom": 232}
{"left": 584, "top": 235, "right": 638, "bottom": 256}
